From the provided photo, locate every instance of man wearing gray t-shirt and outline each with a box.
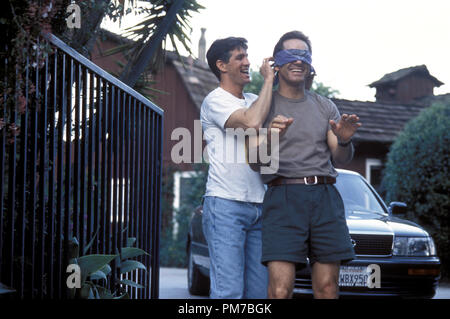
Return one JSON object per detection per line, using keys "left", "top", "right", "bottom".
{"left": 249, "top": 31, "right": 362, "bottom": 299}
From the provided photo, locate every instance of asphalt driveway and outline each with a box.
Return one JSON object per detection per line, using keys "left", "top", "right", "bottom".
{"left": 159, "top": 267, "right": 450, "bottom": 299}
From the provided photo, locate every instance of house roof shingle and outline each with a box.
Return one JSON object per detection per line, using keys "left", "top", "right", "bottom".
{"left": 98, "top": 28, "right": 219, "bottom": 110}
{"left": 333, "top": 98, "right": 430, "bottom": 143}
{"left": 368, "top": 65, "right": 444, "bottom": 88}
{"left": 166, "top": 52, "right": 219, "bottom": 110}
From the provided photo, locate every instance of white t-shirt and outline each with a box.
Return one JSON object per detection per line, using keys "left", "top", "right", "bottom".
{"left": 200, "top": 87, "right": 265, "bottom": 203}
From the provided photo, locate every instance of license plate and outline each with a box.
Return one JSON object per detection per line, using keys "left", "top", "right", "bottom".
{"left": 339, "top": 266, "right": 369, "bottom": 287}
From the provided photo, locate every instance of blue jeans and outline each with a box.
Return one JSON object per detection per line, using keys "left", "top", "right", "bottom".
{"left": 202, "top": 196, "right": 268, "bottom": 299}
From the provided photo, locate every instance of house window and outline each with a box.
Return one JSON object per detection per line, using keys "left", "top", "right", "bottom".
{"left": 365, "top": 158, "right": 383, "bottom": 194}
{"left": 173, "top": 171, "right": 199, "bottom": 237}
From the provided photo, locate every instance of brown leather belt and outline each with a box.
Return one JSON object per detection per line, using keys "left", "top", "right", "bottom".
{"left": 268, "top": 176, "right": 336, "bottom": 187}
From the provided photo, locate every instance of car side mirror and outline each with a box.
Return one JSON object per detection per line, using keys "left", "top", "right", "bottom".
{"left": 388, "top": 202, "right": 407, "bottom": 216}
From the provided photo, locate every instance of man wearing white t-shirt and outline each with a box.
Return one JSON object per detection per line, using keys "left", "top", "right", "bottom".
{"left": 200, "top": 37, "right": 274, "bottom": 298}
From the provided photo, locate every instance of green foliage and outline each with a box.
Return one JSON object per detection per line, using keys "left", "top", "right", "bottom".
{"left": 102, "top": 0, "right": 205, "bottom": 96}
{"left": 160, "top": 164, "right": 208, "bottom": 267}
{"left": 2, "top": 0, "right": 204, "bottom": 137}
{"left": 382, "top": 102, "right": 450, "bottom": 278}
{"left": 244, "top": 68, "right": 339, "bottom": 98}
{"left": 311, "top": 81, "right": 340, "bottom": 98}
{"left": 121, "top": 0, "right": 205, "bottom": 67}
{"left": 68, "top": 232, "right": 149, "bottom": 299}
{"left": 244, "top": 70, "right": 265, "bottom": 95}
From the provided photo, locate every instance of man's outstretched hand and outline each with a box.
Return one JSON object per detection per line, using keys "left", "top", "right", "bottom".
{"left": 329, "top": 114, "right": 362, "bottom": 143}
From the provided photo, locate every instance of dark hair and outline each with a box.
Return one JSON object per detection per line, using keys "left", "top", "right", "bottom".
{"left": 206, "top": 37, "right": 248, "bottom": 80}
{"left": 273, "top": 31, "right": 315, "bottom": 89}
{"left": 273, "top": 30, "right": 312, "bottom": 56}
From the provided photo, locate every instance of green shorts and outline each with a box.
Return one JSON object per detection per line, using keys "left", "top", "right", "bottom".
{"left": 261, "top": 183, "right": 355, "bottom": 267}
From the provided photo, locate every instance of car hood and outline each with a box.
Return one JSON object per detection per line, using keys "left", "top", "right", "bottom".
{"left": 346, "top": 212, "right": 428, "bottom": 237}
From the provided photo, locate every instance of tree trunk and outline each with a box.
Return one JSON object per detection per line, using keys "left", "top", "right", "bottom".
{"left": 120, "top": 0, "right": 186, "bottom": 87}
{"left": 63, "top": 0, "right": 112, "bottom": 58}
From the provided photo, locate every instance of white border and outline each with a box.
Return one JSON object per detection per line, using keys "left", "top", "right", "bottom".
{"left": 365, "top": 158, "right": 382, "bottom": 185}
{"left": 172, "top": 171, "right": 198, "bottom": 238}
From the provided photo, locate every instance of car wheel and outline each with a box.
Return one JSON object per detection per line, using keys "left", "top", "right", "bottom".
{"left": 187, "top": 241, "right": 210, "bottom": 296}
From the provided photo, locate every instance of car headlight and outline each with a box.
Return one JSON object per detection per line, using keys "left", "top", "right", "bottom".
{"left": 393, "top": 237, "right": 436, "bottom": 256}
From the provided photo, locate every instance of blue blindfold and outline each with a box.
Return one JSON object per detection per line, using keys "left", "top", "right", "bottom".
{"left": 274, "top": 49, "right": 315, "bottom": 73}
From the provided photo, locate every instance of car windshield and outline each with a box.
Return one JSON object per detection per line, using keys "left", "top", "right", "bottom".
{"left": 335, "top": 173, "right": 387, "bottom": 216}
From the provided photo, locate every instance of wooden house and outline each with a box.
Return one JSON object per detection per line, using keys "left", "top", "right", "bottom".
{"left": 91, "top": 30, "right": 448, "bottom": 196}
{"left": 334, "top": 65, "right": 448, "bottom": 193}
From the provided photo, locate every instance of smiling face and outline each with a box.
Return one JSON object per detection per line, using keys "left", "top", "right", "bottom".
{"left": 276, "top": 39, "right": 311, "bottom": 87}
{"left": 217, "top": 47, "right": 251, "bottom": 87}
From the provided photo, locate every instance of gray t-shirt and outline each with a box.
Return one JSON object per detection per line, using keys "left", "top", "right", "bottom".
{"left": 260, "top": 90, "right": 341, "bottom": 184}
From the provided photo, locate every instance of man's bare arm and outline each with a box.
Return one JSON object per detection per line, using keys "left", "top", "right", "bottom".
{"left": 246, "top": 115, "right": 293, "bottom": 171}
{"left": 328, "top": 114, "right": 361, "bottom": 165}
{"left": 224, "top": 58, "right": 274, "bottom": 129}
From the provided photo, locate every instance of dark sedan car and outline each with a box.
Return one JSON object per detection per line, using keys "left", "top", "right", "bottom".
{"left": 187, "top": 169, "right": 441, "bottom": 298}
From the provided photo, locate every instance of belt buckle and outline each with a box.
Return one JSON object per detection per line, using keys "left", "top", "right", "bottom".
{"left": 304, "top": 176, "right": 318, "bottom": 185}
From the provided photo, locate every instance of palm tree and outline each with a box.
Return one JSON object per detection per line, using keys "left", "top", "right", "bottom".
{"left": 63, "top": 0, "right": 204, "bottom": 88}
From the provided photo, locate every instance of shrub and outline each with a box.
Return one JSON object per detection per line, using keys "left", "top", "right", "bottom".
{"left": 382, "top": 102, "right": 450, "bottom": 278}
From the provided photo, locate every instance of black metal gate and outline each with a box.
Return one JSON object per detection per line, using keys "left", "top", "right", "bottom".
{"left": 0, "top": 34, "right": 163, "bottom": 299}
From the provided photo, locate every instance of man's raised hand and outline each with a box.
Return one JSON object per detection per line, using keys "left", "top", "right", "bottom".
{"left": 329, "top": 114, "right": 361, "bottom": 143}
{"left": 260, "top": 57, "right": 275, "bottom": 81}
